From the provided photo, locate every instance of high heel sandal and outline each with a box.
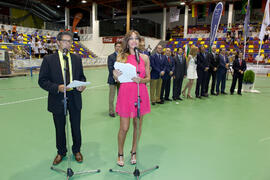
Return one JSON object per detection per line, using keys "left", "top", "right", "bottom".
{"left": 130, "top": 152, "right": 136, "bottom": 165}
{"left": 187, "top": 94, "right": 193, "bottom": 99}
{"left": 117, "top": 153, "right": 124, "bottom": 167}
{"left": 182, "top": 91, "right": 186, "bottom": 98}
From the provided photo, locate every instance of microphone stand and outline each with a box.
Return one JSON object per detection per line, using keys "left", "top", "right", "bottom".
{"left": 51, "top": 54, "right": 100, "bottom": 179}
{"left": 109, "top": 51, "right": 159, "bottom": 179}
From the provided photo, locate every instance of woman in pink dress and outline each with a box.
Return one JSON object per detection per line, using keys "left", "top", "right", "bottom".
{"left": 113, "top": 30, "right": 151, "bottom": 167}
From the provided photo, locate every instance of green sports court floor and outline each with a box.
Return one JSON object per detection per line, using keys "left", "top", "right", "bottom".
{"left": 0, "top": 67, "right": 270, "bottom": 180}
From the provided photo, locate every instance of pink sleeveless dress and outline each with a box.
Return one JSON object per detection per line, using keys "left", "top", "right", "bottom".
{"left": 116, "top": 55, "right": 151, "bottom": 118}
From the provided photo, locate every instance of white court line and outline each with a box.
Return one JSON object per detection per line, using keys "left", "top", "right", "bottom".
{"left": 0, "top": 84, "right": 107, "bottom": 106}
{"left": 259, "top": 137, "right": 270, "bottom": 143}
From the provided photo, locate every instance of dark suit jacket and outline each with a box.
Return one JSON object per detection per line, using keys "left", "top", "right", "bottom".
{"left": 163, "top": 55, "right": 175, "bottom": 80}
{"left": 107, "top": 52, "right": 117, "bottom": 85}
{"left": 232, "top": 58, "right": 247, "bottom": 74}
{"left": 38, "top": 53, "right": 86, "bottom": 114}
{"left": 150, "top": 53, "right": 166, "bottom": 79}
{"left": 217, "top": 54, "right": 229, "bottom": 70}
{"left": 196, "top": 52, "right": 209, "bottom": 71}
{"left": 173, "top": 54, "right": 187, "bottom": 79}
{"left": 207, "top": 52, "right": 220, "bottom": 70}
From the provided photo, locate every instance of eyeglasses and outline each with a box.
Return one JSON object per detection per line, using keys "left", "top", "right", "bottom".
{"left": 60, "top": 39, "right": 73, "bottom": 43}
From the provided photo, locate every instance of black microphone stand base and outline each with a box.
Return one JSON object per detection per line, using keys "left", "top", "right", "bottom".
{"left": 109, "top": 165, "right": 159, "bottom": 180}
{"left": 51, "top": 165, "right": 101, "bottom": 180}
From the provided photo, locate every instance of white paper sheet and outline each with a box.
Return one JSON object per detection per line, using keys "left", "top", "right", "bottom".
{"left": 67, "top": 80, "right": 91, "bottom": 88}
{"left": 114, "top": 62, "right": 137, "bottom": 83}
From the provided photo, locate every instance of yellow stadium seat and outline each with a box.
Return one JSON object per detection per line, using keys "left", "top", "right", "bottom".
{"left": 248, "top": 45, "right": 254, "bottom": 48}
{"left": 198, "top": 38, "right": 202, "bottom": 41}
{"left": 174, "top": 41, "right": 178, "bottom": 45}
{"left": 248, "top": 49, "right": 253, "bottom": 53}
{"left": 23, "top": 42, "right": 27, "bottom": 44}
{"left": 214, "top": 41, "right": 217, "bottom": 44}
{"left": 216, "top": 49, "right": 220, "bottom": 52}
{"left": 1, "top": 45, "right": 8, "bottom": 49}
{"left": 169, "top": 38, "right": 173, "bottom": 41}
{"left": 183, "top": 44, "right": 186, "bottom": 48}
{"left": 204, "top": 45, "right": 208, "bottom": 48}
{"left": 260, "top": 49, "right": 264, "bottom": 53}
{"left": 230, "top": 49, "right": 233, "bottom": 52}
{"left": 174, "top": 48, "right": 177, "bottom": 51}
{"left": 163, "top": 48, "right": 166, "bottom": 51}
{"left": 189, "top": 41, "right": 193, "bottom": 44}
{"left": 220, "top": 45, "right": 225, "bottom": 48}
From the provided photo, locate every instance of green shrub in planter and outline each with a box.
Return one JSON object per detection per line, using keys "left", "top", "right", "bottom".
{"left": 243, "top": 70, "right": 255, "bottom": 84}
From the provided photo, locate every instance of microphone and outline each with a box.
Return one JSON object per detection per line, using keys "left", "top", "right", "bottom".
{"left": 134, "top": 47, "right": 140, "bottom": 64}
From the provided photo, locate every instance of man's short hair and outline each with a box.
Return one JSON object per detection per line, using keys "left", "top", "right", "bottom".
{"left": 115, "top": 42, "right": 121, "bottom": 47}
{"left": 56, "top": 32, "right": 73, "bottom": 41}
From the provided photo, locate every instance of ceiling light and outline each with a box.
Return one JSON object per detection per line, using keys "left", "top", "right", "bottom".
{"left": 81, "top": 0, "right": 87, "bottom": 3}
{"left": 57, "top": 5, "right": 60, "bottom": 8}
{"left": 180, "top": 2, "right": 185, "bottom": 5}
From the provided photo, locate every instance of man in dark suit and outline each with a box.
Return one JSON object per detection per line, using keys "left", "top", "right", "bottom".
{"left": 230, "top": 51, "right": 247, "bottom": 95}
{"left": 205, "top": 45, "right": 220, "bottom": 95}
{"left": 150, "top": 44, "right": 165, "bottom": 105}
{"left": 216, "top": 48, "right": 229, "bottom": 95}
{"left": 172, "top": 47, "right": 186, "bottom": 100}
{"left": 38, "top": 32, "right": 86, "bottom": 165}
{"left": 160, "top": 48, "right": 175, "bottom": 101}
{"left": 195, "top": 46, "right": 209, "bottom": 98}
{"left": 107, "top": 42, "right": 121, "bottom": 117}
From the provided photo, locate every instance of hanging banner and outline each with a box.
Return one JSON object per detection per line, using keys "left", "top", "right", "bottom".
{"left": 169, "top": 7, "right": 180, "bottom": 22}
{"left": 209, "top": 2, "right": 223, "bottom": 48}
{"left": 259, "top": 0, "right": 270, "bottom": 41}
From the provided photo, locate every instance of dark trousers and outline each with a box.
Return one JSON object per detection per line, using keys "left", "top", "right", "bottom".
{"left": 230, "top": 73, "right": 244, "bottom": 94}
{"left": 206, "top": 69, "right": 217, "bottom": 94}
{"left": 195, "top": 70, "right": 208, "bottom": 96}
{"left": 172, "top": 77, "right": 184, "bottom": 99}
{"left": 52, "top": 92, "right": 82, "bottom": 156}
{"left": 216, "top": 68, "right": 227, "bottom": 93}
{"left": 160, "top": 78, "right": 171, "bottom": 100}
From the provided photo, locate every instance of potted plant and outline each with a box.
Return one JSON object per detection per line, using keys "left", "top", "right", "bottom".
{"left": 243, "top": 70, "right": 255, "bottom": 91}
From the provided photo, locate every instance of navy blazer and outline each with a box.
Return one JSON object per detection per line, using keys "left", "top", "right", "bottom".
{"left": 38, "top": 53, "right": 86, "bottom": 115}
{"left": 163, "top": 55, "right": 175, "bottom": 80}
{"left": 107, "top": 52, "right": 117, "bottom": 85}
{"left": 232, "top": 58, "right": 247, "bottom": 74}
{"left": 150, "top": 53, "right": 166, "bottom": 79}
{"left": 196, "top": 52, "right": 209, "bottom": 71}
{"left": 217, "top": 54, "right": 229, "bottom": 70}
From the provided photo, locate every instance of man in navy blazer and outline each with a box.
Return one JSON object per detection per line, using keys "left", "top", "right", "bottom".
{"left": 230, "top": 51, "right": 247, "bottom": 95}
{"left": 150, "top": 44, "right": 165, "bottom": 105}
{"left": 38, "top": 32, "right": 86, "bottom": 165}
{"left": 107, "top": 42, "right": 121, "bottom": 117}
{"left": 195, "top": 46, "right": 209, "bottom": 98}
{"left": 160, "top": 48, "right": 175, "bottom": 101}
{"left": 216, "top": 48, "right": 229, "bottom": 95}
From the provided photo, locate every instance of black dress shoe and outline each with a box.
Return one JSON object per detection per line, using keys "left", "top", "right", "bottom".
{"left": 221, "top": 92, "right": 227, "bottom": 95}
{"left": 176, "top": 97, "right": 183, "bottom": 101}
{"left": 173, "top": 98, "right": 177, "bottom": 101}
{"left": 109, "top": 113, "right": 115, "bottom": 117}
{"left": 230, "top": 92, "right": 234, "bottom": 95}
{"left": 151, "top": 102, "right": 156, "bottom": 105}
{"left": 211, "top": 92, "right": 217, "bottom": 95}
{"left": 237, "top": 93, "right": 242, "bottom": 96}
{"left": 201, "top": 94, "right": 209, "bottom": 97}
{"left": 196, "top": 95, "right": 201, "bottom": 99}
{"left": 216, "top": 92, "right": 219, "bottom": 96}
{"left": 157, "top": 101, "right": 164, "bottom": 104}
{"left": 165, "top": 98, "right": 172, "bottom": 101}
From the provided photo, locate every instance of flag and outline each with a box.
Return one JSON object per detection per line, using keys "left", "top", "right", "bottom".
{"left": 241, "top": 0, "right": 248, "bottom": 14}
{"left": 185, "top": 44, "right": 190, "bottom": 58}
{"left": 259, "top": 0, "right": 270, "bottom": 41}
{"left": 262, "top": 0, "right": 267, "bottom": 12}
{"left": 192, "top": 5, "right": 197, "bottom": 17}
{"left": 244, "top": 0, "right": 250, "bottom": 38}
{"left": 209, "top": 2, "right": 223, "bottom": 47}
{"left": 170, "top": 7, "right": 180, "bottom": 22}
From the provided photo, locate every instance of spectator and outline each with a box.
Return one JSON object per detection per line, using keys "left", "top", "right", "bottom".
{"left": 17, "top": 33, "right": 24, "bottom": 44}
